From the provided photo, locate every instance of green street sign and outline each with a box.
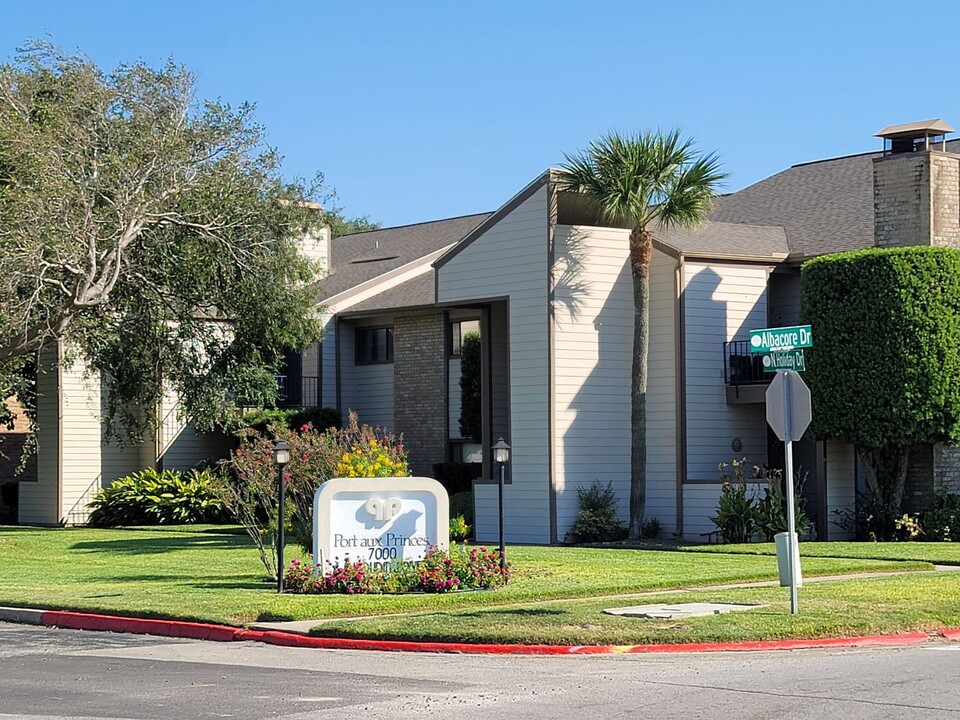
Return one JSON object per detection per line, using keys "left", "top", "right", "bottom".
{"left": 749, "top": 325, "right": 813, "bottom": 353}
{"left": 762, "top": 350, "right": 806, "bottom": 372}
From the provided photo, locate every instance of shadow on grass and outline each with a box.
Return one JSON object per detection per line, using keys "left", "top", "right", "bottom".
{"left": 69, "top": 535, "right": 250, "bottom": 554}
{"left": 445, "top": 607, "right": 566, "bottom": 619}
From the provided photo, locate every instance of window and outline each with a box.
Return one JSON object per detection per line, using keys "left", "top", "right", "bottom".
{"left": 355, "top": 327, "right": 393, "bottom": 364}
{"left": 448, "top": 319, "right": 480, "bottom": 357}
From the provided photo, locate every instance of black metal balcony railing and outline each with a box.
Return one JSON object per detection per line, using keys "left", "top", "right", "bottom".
{"left": 275, "top": 375, "right": 321, "bottom": 408}
{"left": 723, "top": 340, "right": 769, "bottom": 386}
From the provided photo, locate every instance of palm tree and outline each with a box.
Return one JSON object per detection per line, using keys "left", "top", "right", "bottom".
{"left": 559, "top": 130, "right": 725, "bottom": 539}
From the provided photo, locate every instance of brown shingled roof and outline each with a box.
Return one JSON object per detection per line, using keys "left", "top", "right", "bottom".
{"left": 710, "top": 139, "right": 960, "bottom": 260}
{"left": 317, "top": 213, "right": 491, "bottom": 301}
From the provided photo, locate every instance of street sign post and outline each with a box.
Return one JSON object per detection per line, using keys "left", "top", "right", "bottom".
{"left": 750, "top": 325, "right": 813, "bottom": 353}
{"left": 765, "top": 369, "right": 812, "bottom": 615}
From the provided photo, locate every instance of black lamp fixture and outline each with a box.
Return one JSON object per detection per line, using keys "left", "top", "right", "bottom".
{"left": 273, "top": 439, "right": 290, "bottom": 593}
{"left": 492, "top": 437, "right": 511, "bottom": 580}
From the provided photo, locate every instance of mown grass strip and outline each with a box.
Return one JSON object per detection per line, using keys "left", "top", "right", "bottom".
{"left": 0, "top": 526, "right": 929, "bottom": 627}
{"left": 311, "top": 571, "right": 960, "bottom": 646}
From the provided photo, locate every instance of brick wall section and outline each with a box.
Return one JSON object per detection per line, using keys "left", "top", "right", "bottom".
{"left": 903, "top": 444, "right": 935, "bottom": 513}
{"left": 393, "top": 312, "right": 447, "bottom": 477}
{"left": 934, "top": 445, "right": 960, "bottom": 495}
{"left": 931, "top": 153, "right": 960, "bottom": 247}
{"left": 874, "top": 153, "right": 930, "bottom": 247}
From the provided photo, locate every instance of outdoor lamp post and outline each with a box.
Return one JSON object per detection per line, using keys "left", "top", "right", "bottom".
{"left": 273, "top": 439, "right": 290, "bottom": 593}
{"left": 492, "top": 437, "right": 510, "bottom": 580}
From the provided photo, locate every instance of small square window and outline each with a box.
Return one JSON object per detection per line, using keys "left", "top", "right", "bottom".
{"left": 448, "top": 319, "right": 480, "bottom": 358}
{"left": 355, "top": 327, "right": 393, "bottom": 364}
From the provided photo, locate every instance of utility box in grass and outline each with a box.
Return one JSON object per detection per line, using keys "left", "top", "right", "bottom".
{"left": 774, "top": 531, "right": 802, "bottom": 587}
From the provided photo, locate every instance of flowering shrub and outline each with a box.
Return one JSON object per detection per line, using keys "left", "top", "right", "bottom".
{"left": 334, "top": 437, "right": 407, "bottom": 478}
{"left": 220, "top": 411, "right": 409, "bottom": 579}
{"left": 894, "top": 513, "right": 923, "bottom": 540}
{"left": 449, "top": 514, "right": 471, "bottom": 541}
{"left": 416, "top": 549, "right": 461, "bottom": 592}
{"left": 282, "top": 544, "right": 510, "bottom": 595}
{"left": 285, "top": 556, "right": 376, "bottom": 594}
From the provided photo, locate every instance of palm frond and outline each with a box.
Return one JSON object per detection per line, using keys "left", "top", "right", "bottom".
{"left": 558, "top": 129, "right": 725, "bottom": 231}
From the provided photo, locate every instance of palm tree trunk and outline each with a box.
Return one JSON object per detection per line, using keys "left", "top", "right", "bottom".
{"left": 628, "top": 226, "right": 652, "bottom": 540}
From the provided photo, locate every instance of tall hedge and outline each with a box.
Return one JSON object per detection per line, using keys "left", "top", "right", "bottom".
{"left": 800, "top": 246, "right": 960, "bottom": 449}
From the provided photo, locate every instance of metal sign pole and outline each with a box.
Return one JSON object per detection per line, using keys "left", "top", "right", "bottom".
{"left": 782, "top": 371, "right": 799, "bottom": 615}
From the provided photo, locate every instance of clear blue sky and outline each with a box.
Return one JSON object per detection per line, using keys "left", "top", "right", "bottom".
{"left": 2, "top": 1, "right": 957, "bottom": 227}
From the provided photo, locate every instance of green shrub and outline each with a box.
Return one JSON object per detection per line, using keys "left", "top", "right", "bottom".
{"left": 801, "top": 246, "right": 960, "bottom": 538}
{"left": 640, "top": 516, "right": 661, "bottom": 539}
{"left": 449, "top": 490, "right": 474, "bottom": 523}
{"left": 87, "top": 468, "right": 226, "bottom": 527}
{"left": 566, "top": 480, "right": 627, "bottom": 543}
{"left": 922, "top": 493, "right": 960, "bottom": 542}
{"left": 753, "top": 466, "right": 810, "bottom": 541}
{"left": 458, "top": 331, "right": 482, "bottom": 441}
{"left": 710, "top": 459, "right": 756, "bottom": 543}
{"left": 432, "top": 462, "right": 481, "bottom": 495}
{"left": 232, "top": 407, "right": 342, "bottom": 435}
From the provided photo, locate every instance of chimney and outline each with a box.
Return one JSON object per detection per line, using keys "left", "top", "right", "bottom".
{"left": 873, "top": 118, "right": 960, "bottom": 248}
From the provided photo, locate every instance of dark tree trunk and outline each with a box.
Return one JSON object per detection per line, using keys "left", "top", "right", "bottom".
{"left": 628, "top": 226, "right": 652, "bottom": 540}
{"left": 857, "top": 446, "right": 909, "bottom": 540}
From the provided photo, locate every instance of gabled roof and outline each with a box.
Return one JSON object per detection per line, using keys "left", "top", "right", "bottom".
{"left": 317, "top": 213, "right": 491, "bottom": 301}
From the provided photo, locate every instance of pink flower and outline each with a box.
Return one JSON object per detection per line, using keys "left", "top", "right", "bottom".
{"left": 300, "top": 423, "right": 311, "bottom": 432}
{"left": 301, "top": 454, "right": 309, "bottom": 462}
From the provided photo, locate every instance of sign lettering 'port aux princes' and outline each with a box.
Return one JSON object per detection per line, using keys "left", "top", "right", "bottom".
{"left": 312, "top": 477, "right": 449, "bottom": 571}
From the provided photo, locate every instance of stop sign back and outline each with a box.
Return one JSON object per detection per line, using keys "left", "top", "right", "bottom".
{"left": 765, "top": 370, "right": 812, "bottom": 442}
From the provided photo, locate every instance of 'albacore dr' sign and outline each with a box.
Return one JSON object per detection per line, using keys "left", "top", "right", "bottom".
{"left": 312, "top": 477, "right": 449, "bottom": 570}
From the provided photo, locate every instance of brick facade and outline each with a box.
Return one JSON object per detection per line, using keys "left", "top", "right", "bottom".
{"left": 874, "top": 150, "right": 960, "bottom": 249}
{"left": 393, "top": 312, "right": 447, "bottom": 477}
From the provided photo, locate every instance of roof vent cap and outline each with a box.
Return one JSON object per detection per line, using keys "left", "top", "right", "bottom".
{"left": 876, "top": 118, "right": 955, "bottom": 155}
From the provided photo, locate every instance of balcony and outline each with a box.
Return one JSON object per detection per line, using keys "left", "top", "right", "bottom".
{"left": 275, "top": 375, "right": 321, "bottom": 408}
{"left": 723, "top": 340, "right": 769, "bottom": 404}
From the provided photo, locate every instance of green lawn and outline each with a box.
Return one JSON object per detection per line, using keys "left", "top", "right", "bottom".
{"left": 313, "top": 573, "right": 960, "bottom": 645}
{"left": 0, "top": 525, "right": 931, "bottom": 628}
{"left": 677, "top": 540, "right": 960, "bottom": 565}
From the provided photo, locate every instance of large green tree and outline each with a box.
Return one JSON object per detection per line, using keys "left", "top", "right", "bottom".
{"left": 801, "top": 246, "right": 960, "bottom": 538}
{"left": 559, "top": 130, "right": 724, "bottom": 539}
{"left": 0, "top": 43, "right": 328, "bottom": 437}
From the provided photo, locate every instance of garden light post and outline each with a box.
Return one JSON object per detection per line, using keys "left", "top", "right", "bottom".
{"left": 273, "top": 439, "right": 290, "bottom": 593}
{"left": 492, "top": 437, "right": 510, "bottom": 581}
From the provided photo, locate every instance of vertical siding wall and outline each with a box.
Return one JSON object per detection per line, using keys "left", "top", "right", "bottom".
{"left": 321, "top": 317, "right": 337, "bottom": 412}
{"left": 647, "top": 250, "right": 679, "bottom": 532}
{"left": 437, "top": 186, "right": 550, "bottom": 543}
{"left": 682, "top": 261, "right": 771, "bottom": 539}
{"left": 551, "top": 226, "right": 678, "bottom": 537}
{"left": 18, "top": 345, "right": 61, "bottom": 525}
{"left": 339, "top": 319, "right": 395, "bottom": 431}
{"left": 825, "top": 441, "right": 856, "bottom": 540}
{"left": 158, "top": 387, "right": 232, "bottom": 472}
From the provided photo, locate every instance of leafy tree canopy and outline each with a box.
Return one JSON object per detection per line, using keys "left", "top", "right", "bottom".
{"left": 801, "top": 246, "right": 960, "bottom": 448}
{"left": 801, "top": 246, "right": 960, "bottom": 536}
{"left": 0, "top": 42, "right": 338, "bottom": 436}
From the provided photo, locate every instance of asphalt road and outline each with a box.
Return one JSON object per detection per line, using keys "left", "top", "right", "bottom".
{"left": 2, "top": 622, "right": 960, "bottom": 720}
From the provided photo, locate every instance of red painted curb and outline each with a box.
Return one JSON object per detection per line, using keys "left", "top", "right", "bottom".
{"left": 40, "top": 611, "right": 239, "bottom": 642}
{"left": 26, "top": 609, "right": 952, "bottom": 655}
